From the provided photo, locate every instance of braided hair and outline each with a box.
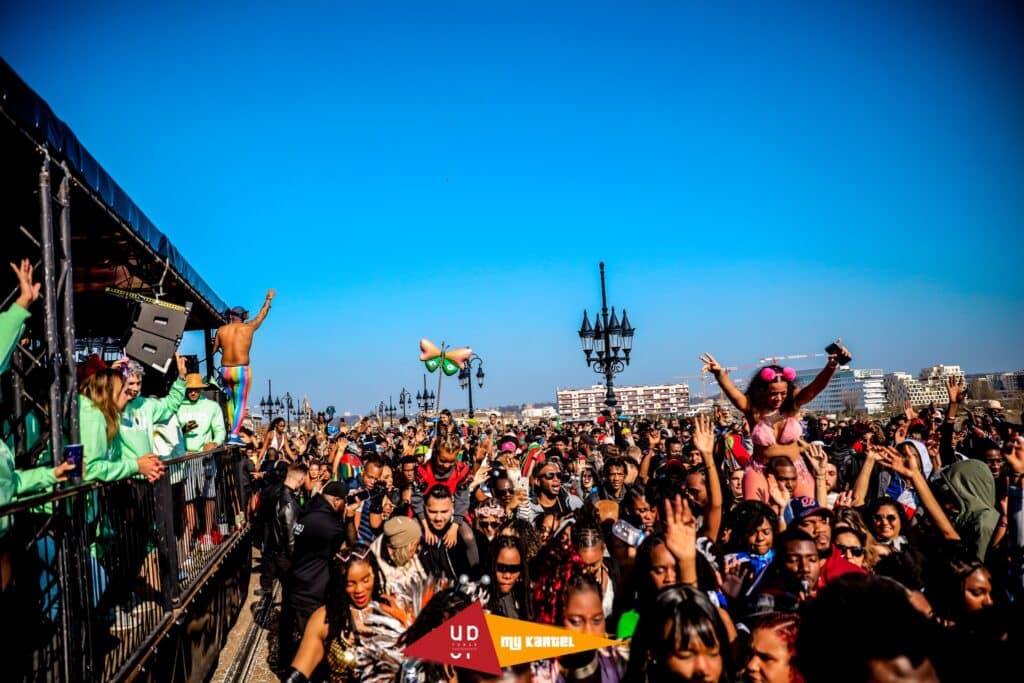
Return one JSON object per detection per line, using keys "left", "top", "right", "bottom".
{"left": 324, "top": 543, "right": 388, "bottom": 643}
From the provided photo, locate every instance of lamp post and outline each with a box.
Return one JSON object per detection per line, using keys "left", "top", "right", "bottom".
{"left": 259, "top": 379, "right": 283, "bottom": 427}
{"left": 382, "top": 396, "right": 397, "bottom": 426}
{"left": 398, "top": 388, "right": 412, "bottom": 418}
{"left": 284, "top": 392, "right": 294, "bottom": 430}
{"left": 578, "top": 262, "right": 635, "bottom": 409}
{"left": 416, "top": 374, "right": 436, "bottom": 415}
{"left": 458, "top": 353, "right": 485, "bottom": 418}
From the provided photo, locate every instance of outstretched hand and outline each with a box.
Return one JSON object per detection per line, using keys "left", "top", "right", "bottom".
{"left": 805, "top": 442, "right": 828, "bottom": 475}
{"left": 663, "top": 494, "right": 698, "bottom": 561}
{"left": 874, "top": 444, "right": 920, "bottom": 479}
{"left": 692, "top": 413, "right": 715, "bottom": 457}
{"left": 946, "top": 377, "right": 965, "bottom": 405}
{"left": 266, "top": 289, "right": 276, "bottom": 300}
{"left": 11, "top": 259, "right": 41, "bottom": 309}
{"left": 699, "top": 353, "right": 722, "bottom": 375}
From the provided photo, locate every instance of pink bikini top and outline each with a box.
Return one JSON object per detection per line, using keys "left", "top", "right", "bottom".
{"left": 751, "top": 414, "right": 803, "bottom": 447}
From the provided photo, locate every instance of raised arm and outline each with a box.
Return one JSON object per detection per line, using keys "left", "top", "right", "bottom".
{"left": 701, "top": 353, "right": 748, "bottom": 413}
{"left": 877, "top": 445, "right": 959, "bottom": 541}
{"left": 249, "top": 289, "right": 275, "bottom": 330}
{"left": 805, "top": 442, "right": 831, "bottom": 506}
{"left": 794, "top": 340, "right": 848, "bottom": 407}
{"left": 693, "top": 414, "right": 723, "bottom": 542}
{"left": 939, "top": 377, "right": 964, "bottom": 467}
{"left": 852, "top": 447, "right": 880, "bottom": 507}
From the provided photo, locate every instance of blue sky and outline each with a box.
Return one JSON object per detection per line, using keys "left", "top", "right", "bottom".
{"left": 3, "top": 1, "right": 1022, "bottom": 415}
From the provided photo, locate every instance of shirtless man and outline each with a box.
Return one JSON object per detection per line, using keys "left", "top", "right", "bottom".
{"left": 213, "top": 289, "right": 274, "bottom": 442}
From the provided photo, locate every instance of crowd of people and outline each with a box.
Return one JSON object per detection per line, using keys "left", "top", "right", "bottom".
{"left": 244, "top": 342, "right": 1023, "bottom": 683}
{"left": 3, "top": 264, "right": 1023, "bottom": 682}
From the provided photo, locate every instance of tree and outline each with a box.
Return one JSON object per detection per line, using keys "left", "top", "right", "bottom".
{"left": 969, "top": 379, "right": 997, "bottom": 401}
{"left": 841, "top": 391, "right": 861, "bottom": 415}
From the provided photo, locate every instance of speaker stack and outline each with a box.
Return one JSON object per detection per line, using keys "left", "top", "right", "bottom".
{"left": 123, "top": 301, "right": 191, "bottom": 374}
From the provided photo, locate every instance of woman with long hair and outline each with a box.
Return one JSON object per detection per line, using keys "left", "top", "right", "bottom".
{"left": 487, "top": 535, "right": 532, "bottom": 619}
{"left": 285, "top": 543, "right": 400, "bottom": 682}
{"left": 79, "top": 368, "right": 164, "bottom": 482}
{"left": 626, "top": 585, "right": 735, "bottom": 683}
{"left": 700, "top": 342, "right": 850, "bottom": 502}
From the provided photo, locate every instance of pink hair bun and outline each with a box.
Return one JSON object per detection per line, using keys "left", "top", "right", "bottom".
{"left": 782, "top": 367, "right": 797, "bottom": 381}
{"left": 760, "top": 367, "right": 776, "bottom": 382}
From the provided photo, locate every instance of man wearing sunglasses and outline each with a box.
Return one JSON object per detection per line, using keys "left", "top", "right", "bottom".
{"left": 787, "top": 496, "right": 865, "bottom": 591}
{"left": 519, "top": 458, "right": 582, "bottom": 523}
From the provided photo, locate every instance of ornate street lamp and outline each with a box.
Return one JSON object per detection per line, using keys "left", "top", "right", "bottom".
{"left": 398, "top": 388, "right": 412, "bottom": 418}
{"left": 416, "top": 374, "right": 436, "bottom": 413}
{"left": 578, "top": 262, "right": 635, "bottom": 409}
{"left": 457, "top": 353, "right": 485, "bottom": 418}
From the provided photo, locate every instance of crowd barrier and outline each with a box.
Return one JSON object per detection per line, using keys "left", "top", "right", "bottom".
{"left": 0, "top": 445, "right": 252, "bottom": 682}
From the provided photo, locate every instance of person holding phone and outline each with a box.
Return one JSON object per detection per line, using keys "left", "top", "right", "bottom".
{"left": 700, "top": 339, "right": 851, "bottom": 502}
{"left": 176, "top": 374, "right": 227, "bottom": 548}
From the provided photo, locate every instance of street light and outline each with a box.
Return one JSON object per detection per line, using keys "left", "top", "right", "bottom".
{"left": 398, "top": 388, "right": 412, "bottom": 418}
{"left": 382, "top": 396, "right": 397, "bottom": 426}
{"left": 578, "top": 262, "right": 635, "bottom": 409}
{"left": 283, "top": 392, "right": 295, "bottom": 430}
{"left": 416, "top": 374, "right": 436, "bottom": 414}
{"left": 258, "top": 379, "right": 283, "bottom": 426}
{"left": 457, "top": 353, "right": 485, "bottom": 418}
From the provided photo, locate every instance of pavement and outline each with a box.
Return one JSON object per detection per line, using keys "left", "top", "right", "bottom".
{"left": 209, "top": 550, "right": 281, "bottom": 683}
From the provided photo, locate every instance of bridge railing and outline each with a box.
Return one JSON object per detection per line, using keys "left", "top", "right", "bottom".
{"left": 0, "top": 445, "right": 250, "bottom": 682}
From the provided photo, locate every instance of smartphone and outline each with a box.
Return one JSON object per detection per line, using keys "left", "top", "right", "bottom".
{"left": 347, "top": 489, "right": 370, "bottom": 505}
{"left": 824, "top": 342, "right": 842, "bottom": 356}
{"left": 64, "top": 443, "right": 84, "bottom": 482}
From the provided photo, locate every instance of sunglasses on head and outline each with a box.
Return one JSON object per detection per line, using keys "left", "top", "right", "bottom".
{"left": 495, "top": 562, "right": 521, "bottom": 574}
{"left": 873, "top": 514, "right": 898, "bottom": 523}
{"left": 835, "top": 543, "right": 865, "bottom": 557}
{"left": 336, "top": 545, "right": 372, "bottom": 563}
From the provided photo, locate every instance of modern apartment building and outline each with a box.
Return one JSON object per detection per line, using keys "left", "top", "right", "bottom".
{"left": 884, "top": 365, "right": 965, "bottom": 407}
{"left": 556, "top": 383, "right": 690, "bottom": 419}
{"left": 794, "top": 367, "right": 888, "bottom": 414}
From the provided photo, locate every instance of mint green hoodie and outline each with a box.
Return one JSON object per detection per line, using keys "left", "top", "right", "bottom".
{"left": 176, "top": 397, "right": 226, "bottom": 452}
{"left": 116, "top": 379, "right": 186, "bottom": 459}
{"left": 80, "top": 395, "right": 139, "bottom": 482}
{"left": 0, "top": 303, "right": 58, "bottom": 538}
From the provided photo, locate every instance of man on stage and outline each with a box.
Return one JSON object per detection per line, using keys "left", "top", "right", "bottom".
{"left": 213, "top": 288, "right": 274, "bottom": 443}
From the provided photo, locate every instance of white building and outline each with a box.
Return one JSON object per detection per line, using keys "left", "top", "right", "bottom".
{"left": 794, "top": 368, "right": 888, "bottom": 414}
{"left": 884, "top": 365, "right": 965, "bottom": 407}
{"left": 557, "top": 383, "right": 689, "bottom": 419}
{"left": 521, "top": 405, "right": 559, "bottom": 419}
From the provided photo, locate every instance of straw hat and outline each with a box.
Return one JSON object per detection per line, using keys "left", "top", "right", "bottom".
{"left": 184, "top": 373, "right": 208, "bottom": 390}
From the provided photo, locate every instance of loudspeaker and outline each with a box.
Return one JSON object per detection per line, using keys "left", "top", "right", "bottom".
{"left": 123, "top": 301, "right": 191, "bottom": 374}
{"left": 132, "top": 302, "right": 188, "bottom": 341}
{"left": 125, "top": 330, "right": 179, "bottom": 374}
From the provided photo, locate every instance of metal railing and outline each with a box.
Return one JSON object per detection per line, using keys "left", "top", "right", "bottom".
{"left": 0, "top": 445, "right": 250, "bottom": 682}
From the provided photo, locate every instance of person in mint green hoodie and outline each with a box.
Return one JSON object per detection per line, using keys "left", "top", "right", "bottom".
{"left": 177, "top": 374, "right": 226, "bottom": 546}
{"left": 1, "top": 260, "right": 73, "bottom": 543}
{"left": 79, "top": 367, "right": 165, "bottom": 484}
{"left": 116, "top": 355, "right": 188, "bottom": 460}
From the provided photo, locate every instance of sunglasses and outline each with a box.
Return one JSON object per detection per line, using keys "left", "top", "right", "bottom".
{"left": 539, "top": 472, "right": 568, "bottom": 481}
{"left": 495, "top": 562, "right": 521, "bottom": 574}
{"left": 336, "top": 545, "right": 372, "bottom": 562}
{"left": 873, "top": 514, "right": 899, "bottom": 523}
{"left": 494, "top": 487, "right": 514, "bottom": 495}
{"left": 835, "top": 543, "right": 865, "bottom": 557}
{"left": 478, "top": 521, "right": 501, "bottom": 530}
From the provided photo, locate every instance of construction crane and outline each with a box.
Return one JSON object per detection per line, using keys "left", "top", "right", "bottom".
{"left": 757, "top": 352, "right": 827, "bottom": 365}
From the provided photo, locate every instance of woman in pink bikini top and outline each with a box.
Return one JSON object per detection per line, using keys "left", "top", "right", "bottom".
{"left": 700, "top": 340, "right": 851, "bottom": 501}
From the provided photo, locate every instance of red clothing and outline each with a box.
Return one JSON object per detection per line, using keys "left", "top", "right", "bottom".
{"left": 817, "top": 545, "right": 867, "bottom": 590}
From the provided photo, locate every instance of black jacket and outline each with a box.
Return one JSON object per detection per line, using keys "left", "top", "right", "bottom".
{"left": 286, "top": 496, "right": 345, "bottom": 603}
{"left": 267, "top": 485, "right": 301, "bottom": 558}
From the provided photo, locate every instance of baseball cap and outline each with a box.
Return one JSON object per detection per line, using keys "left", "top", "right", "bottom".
{"left": 784, "top": 496, "right": 832, "bottom": 525}
{"left": 322, "top": 481, "right": 349, "bottom": 499}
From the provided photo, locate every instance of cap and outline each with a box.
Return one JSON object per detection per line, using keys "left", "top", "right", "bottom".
{"left": 384, "top": 515, "right": 421, "bottom": 548}
{"left": 227, "top": 306, "right": 249, "bottom": 319}
{"left": 784, "top": 496, "right": 833, "bottom": 525}
{"left": 322, "top": 481, "right": 349, "bottom": 499}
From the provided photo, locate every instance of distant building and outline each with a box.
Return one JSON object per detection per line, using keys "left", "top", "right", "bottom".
{"left": 521, "top": 405, "right": 558, "bottom": 419}
{"left": 557, "top": 383, "right": 689, "bottom": 419}
{"left": 884, "top": 365, "right": 964, "bottom": 407}
{"left": 795, "top": 367, "right": 888, "bottom": 414}
{"left": 966, "top": 370, "right": 1024, "bottom": 394}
